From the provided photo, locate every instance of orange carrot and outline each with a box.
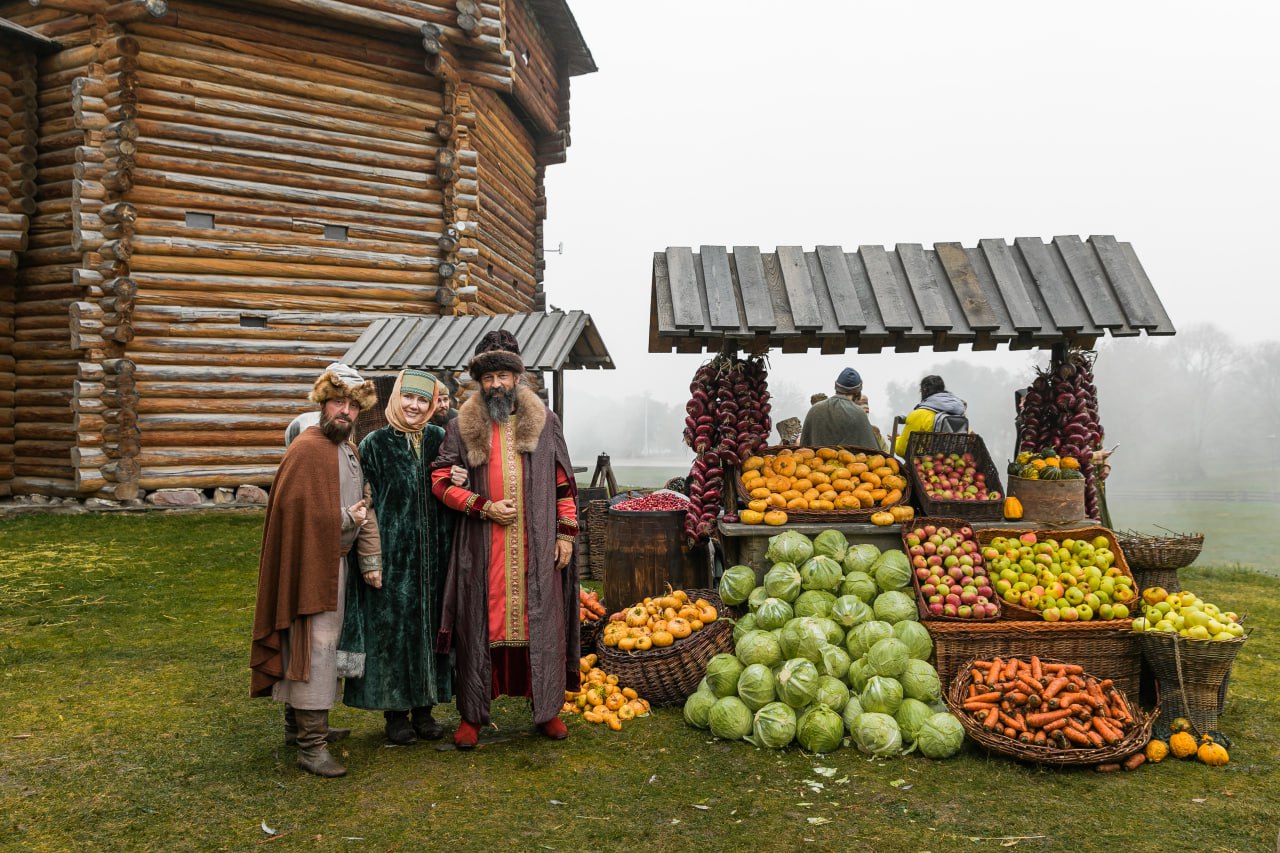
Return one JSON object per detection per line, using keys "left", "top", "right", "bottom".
{"left": 1061, "top": 725, "right": 1092, "bottom": 747}
{"left": 969, "top": 691, "right": 1004, "bottom": 704}
{"left": 1030, "top": 656, "right": 1043, "bottom": 681}
{"left": 1042, "top": 677, "right": 1070, "bottom": 699}
{"left": 1000, "top": 711, "right": 1026, "bottom": 733}
{"left": 1032, "top": 730, "right": 1047, "bottom": 746}
{"left": 962, "top": 701, "right": 999, "bottom": 712}
{"left": 1003, "top": 657, "right": 1020, "bottom": 680}
{"left": 1042, "top": 716, "right": 1071, "bottom": 733}
{"left": 1005, "top": 691, "right": 1029, "bottom": 706}
{"left": 1091, "top": 716, "right": 1122, "bottom": 745}
{"left": 984, "top": 707, "right": 1001, "bottom": 729}
{"left": 1025, "top": 708, "right": 1073, "bottom": 728}
{"left": 1122, "top": 752, "right": 1146, "bottom": 771}
{"left": 987, "top": 659, "right": 1004, "bottom": 686}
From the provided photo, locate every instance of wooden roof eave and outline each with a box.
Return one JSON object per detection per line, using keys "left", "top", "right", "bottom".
{"left": 649, "top": 237, "right": 1175, "bottom": 354}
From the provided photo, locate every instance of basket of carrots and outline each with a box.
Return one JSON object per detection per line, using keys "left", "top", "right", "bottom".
{"left": 579, "top": 587, "right": 608, "bottom": 657}
{"left": 944, "top": 655, "right": 1156, "bottom": 767}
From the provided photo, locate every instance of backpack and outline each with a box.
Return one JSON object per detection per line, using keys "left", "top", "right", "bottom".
{"left": 932, "top": 412, "right": 969, "bottom": 434}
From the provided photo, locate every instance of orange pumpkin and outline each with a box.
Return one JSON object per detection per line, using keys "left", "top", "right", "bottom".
{"left": 1003, "top": 496, "right": 1024, "bottom": 520}
{"left": 763, "top": 510, "right": 788, "bottom": 526}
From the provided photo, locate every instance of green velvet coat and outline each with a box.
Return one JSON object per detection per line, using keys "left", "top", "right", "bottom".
{"left": 341, "top": 424, "right": 454, "bottom": 711}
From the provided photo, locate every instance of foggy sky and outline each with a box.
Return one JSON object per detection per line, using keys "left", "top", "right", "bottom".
{"left": 538, "top": 1, "right": 1280, "bottom": 457}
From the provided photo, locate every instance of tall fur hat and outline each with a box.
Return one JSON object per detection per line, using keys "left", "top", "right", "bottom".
{"left": 468, "top": 329, "right": 524, "bottom": 380}
{"left": 309, "top": 362, "right": 378, "bottom": 410}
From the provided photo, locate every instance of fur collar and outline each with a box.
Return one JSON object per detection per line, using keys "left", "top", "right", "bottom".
{"left": 457, "top": 385, "right": 548, "bottom": 467}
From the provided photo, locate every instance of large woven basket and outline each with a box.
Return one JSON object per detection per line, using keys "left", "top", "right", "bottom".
{"left": 927, "top": 619, "right": 1143, "bottom": 700}
{"left": 736, "top": 444, "right": 910, "bottom": 522}
{"left": 945, "top": 656, "right": 1156, "bottom": 767}
{"left": 901, "top": 431, "right": 1005, "bottom": 521}
{"left": 975, "top": 526, "right": 1137, "bottom": 623}
{"left": 593, "top": 589, "right": 735, "bottom": 707}
{"left": 587, "top": 498, "right": 609, "bottom": 582}
{"left": 1137, "top": 629, "right": 1249, "bottom": 736}
{"left": 579, "top": 617, "right": 603, "bottom": 658}
{"left": 1115, "top": 530, "right": 1204, "bottom": 571}
{"left": 902, "top": 517, "right": 1002, "bottom": 623}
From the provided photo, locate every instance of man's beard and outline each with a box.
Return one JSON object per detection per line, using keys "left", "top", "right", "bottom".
{"left": 320, "top": 410, "right": 356, "bottom": 443}
{"left": 482, "top": 386, "right": 516, "bottom": 422}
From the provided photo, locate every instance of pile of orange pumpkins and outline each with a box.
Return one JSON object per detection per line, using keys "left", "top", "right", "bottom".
{"left": 737, "top": 446, "right": 913, "bottom": 527}
{"left": 562, "top": 654, "right": 652, "bottom": 730}
{"left": 600, "top": 587, "right": 719, "bottom": 651}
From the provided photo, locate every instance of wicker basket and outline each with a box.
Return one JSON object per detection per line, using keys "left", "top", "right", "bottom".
{"left": 927, "top": 619, "right": 1143, "bottom": 700}
{"left": 587, "top": 498, "right": 609, "bottom": 582}
{"left": 579, "top": 617, "right": 603, "bottom": 658}
{"left": 735, "top": 444, "right": 910, "bottom": 522}
{"left": 975, "top": 526, "right": 1137, "bottom": 623}
{"left": 1130, "top": 566, "right": 1181, "bottom": 595}
{"left": 593, "top": 589, "right": 735, "bottom": 707}
{"left": 945, "top": 656, "right": 1156, "bottom": 766}
{"left": 902, "top": 431, "right": 1005, "bottom": 521}
{"left": 902, "top": 517, "right": 1002, "bottom": 622}
{"left": 1115, "top": 530, "right": 1204, "bottom": 571}
{"left": 1137, "top": 629, "right": 1249, "bottom": 736}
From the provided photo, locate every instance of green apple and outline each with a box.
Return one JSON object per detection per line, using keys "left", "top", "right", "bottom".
{"left": 1226, "top": 622, "right": 1245, "bottom": 638}
{"left": 1064, "top": 586, "right": 1085, "bottom": 606}
{"left": 1112, "top": 604, "right": 1129, "bottom": 619}
{"left": 1076, "top": 603, "right": 1093, "bottom": 621}
{"left": 1154, "top": 619, "right": 1176, "bottom": 633}
{"left": 1084, "top": 592, "right": 1102, "bottom": 611}
{"left": 1043, "top": 607, "right": 1061, "bottom": 622}
{"left": 1099, "top": 603, "right": 1115, "bottom": 620}
{"left": 1130, "top": 617, "right": 1150, "bottom": 633}
{"left": 1091, "top": 535, "right": 1110, "bottom": 550}
{"left": 1187, "top": 625, "right": 1211, "bottom": 640}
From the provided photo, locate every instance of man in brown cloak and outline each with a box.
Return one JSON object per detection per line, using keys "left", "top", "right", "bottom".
{"left": 430, "top": 331, "right": 580, "bottom": 749}
{"left": 251, "top": 362, "right": 382, "bottom": 777}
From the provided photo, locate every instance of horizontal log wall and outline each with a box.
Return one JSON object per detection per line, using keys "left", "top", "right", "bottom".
{"left": 472, "top": 86, "right": 539, "bottom": 314}
{"left": 1, "top": 45, "right": 42, "bottom": 495}
{"left": 123, "top": 7, "right": 449, "bottom": 489}
{"left": 505, "top": 0, "right": 559, "bottom": 135}
{"left": 0, "top": 3, "right": 96, "bottom": 496}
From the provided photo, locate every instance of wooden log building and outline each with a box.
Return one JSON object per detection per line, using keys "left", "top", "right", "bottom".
{"left": 0, "top": 0, "right": 595, "bottom": 498}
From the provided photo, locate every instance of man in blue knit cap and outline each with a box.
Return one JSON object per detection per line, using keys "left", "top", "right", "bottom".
{"left": 799, "top": 367, "right": 879, "bottom": 448}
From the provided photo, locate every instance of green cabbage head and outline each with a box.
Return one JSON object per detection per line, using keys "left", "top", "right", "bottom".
{"left": 853, "top": 711, "right": 903, "bottom": 757}
{"left": 708, "top": 695, "right": 754, "bottom": 740}
{"left": 747, "top": 701, "right": 797, "bottom": 749}
{"left": 718, "top": 564, "right": 757, "bottom": 606}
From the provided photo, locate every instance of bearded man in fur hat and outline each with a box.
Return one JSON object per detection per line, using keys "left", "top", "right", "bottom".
{"left": 430, "top": 330, "right": 580, "bottom": 749}
{"left": 251, "top": 362, "right": 383, "bottom": 777}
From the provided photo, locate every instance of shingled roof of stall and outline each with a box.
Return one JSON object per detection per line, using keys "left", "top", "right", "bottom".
{"left": 649, "top": 236, "right": 1174, "bottom": 354}
{"left": 343, "top": 310, "right": 613, "bottom": 373}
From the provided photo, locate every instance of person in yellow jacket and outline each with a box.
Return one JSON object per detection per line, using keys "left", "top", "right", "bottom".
{"left": 894, "top": 375, "right": 967, "bottom": 456}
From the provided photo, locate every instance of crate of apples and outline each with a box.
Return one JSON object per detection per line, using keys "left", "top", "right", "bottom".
{"left": 905, "top": 522, "right": 1001, "bottom": 620}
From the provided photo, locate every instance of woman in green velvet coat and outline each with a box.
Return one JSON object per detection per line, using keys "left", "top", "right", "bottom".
{"left": 341, "top": 369, "right": 455, "bottom": 744}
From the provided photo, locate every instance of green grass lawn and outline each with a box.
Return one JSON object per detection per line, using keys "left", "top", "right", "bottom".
{"left": 1, "top": 512, "right": 1277, "bottom": 852}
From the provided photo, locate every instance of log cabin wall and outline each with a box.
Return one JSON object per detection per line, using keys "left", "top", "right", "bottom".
{"left": 1, "top": 39, "right": 43, "bottom": 496}
{"left": 0, "top": 0, "right": 593, "bottom": 497}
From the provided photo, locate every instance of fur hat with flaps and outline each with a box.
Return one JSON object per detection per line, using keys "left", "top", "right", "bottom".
{"left": 468, "top": 329, "right": 524, "bottom": 380}
{"left": 308, "top": 361, "right": 378, "bottom": 411}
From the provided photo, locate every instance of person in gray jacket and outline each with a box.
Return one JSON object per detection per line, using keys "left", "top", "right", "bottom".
{"left": 799, "top": 367, "right": 879, "bottom": 448}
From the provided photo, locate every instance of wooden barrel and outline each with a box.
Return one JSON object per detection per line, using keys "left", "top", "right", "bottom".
{"left": 603, "top": 506, "right": 709, "bottom": 612}
{"left": 1008, "top": 477, "right": 1086, "bottom": 524}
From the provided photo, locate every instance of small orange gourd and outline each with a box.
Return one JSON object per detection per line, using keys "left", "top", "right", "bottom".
{"left": 1003, "top": 496, "right": 1024, "bottom": 520}
{"left": 1197, "top": 740, "right": 1229, "bottom": 766}
{"left": 1169, "top": 731, "right": 1198, "bottom": 759}
{"left": 869, "top": 510, "right": 895, "bottom": 526}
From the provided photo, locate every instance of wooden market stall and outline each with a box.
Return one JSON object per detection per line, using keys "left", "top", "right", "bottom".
{"left": 0, "top": 0, "right": 595, "bottom": 498}
{"left": 647, "top": 237, "right": 1176, "bottom": 567}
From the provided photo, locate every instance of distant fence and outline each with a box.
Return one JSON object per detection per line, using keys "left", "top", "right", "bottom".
{"left": 1109, "top": 490, "right": 1280, "bottom": 504}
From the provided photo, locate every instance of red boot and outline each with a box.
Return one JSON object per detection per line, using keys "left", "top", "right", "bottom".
{"left": 453, "top": 719, "right": 480, "bottom": 750}
{"left": 538, "top": 716, "right": 568, "bottom": 740}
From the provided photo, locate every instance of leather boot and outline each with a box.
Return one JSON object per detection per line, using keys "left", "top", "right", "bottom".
{"left": 383, "top": 710, "right": 417, "bottom": 745}
{"left": 285, "top": 701, "right": 350, "bottom": 742}
{"left": 411, "top": 705, "right": 444, "bottom": 741}
{"left": 284, "top": 704, "right": 350, "bottom": 747}
{"left": 295, "top": 709, "right": 347, "bottom": 777}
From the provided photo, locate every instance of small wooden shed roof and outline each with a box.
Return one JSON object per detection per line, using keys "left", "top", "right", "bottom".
{"left": 0, "top": 18, "right": 60, "bottom": 51}
{"left": 344, "top": 310, "right": 614, "bottom": 373}
{"left": 650, "top": 236, "right": 1174, "bottom": 354}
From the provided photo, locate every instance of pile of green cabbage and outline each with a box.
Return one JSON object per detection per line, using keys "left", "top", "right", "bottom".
{"left": 695, "top": 530, "right": 965, "bottom": 758}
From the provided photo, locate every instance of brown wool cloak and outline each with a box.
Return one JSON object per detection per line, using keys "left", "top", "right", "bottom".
{"left": 250, "top": 427, "right": 351, "bottom": 698}
{"left": 432, "top": 386, "right": 580, "bottom": 725}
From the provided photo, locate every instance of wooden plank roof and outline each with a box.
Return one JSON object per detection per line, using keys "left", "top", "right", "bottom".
{"left": 650, "top": 237, "right": 1174, "bottom": 354}
{"left": 0, "top": 18, "right": 60, "bottom": 51}
{"left": 344, "top": 310, "right": 613, "bottom": 373}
